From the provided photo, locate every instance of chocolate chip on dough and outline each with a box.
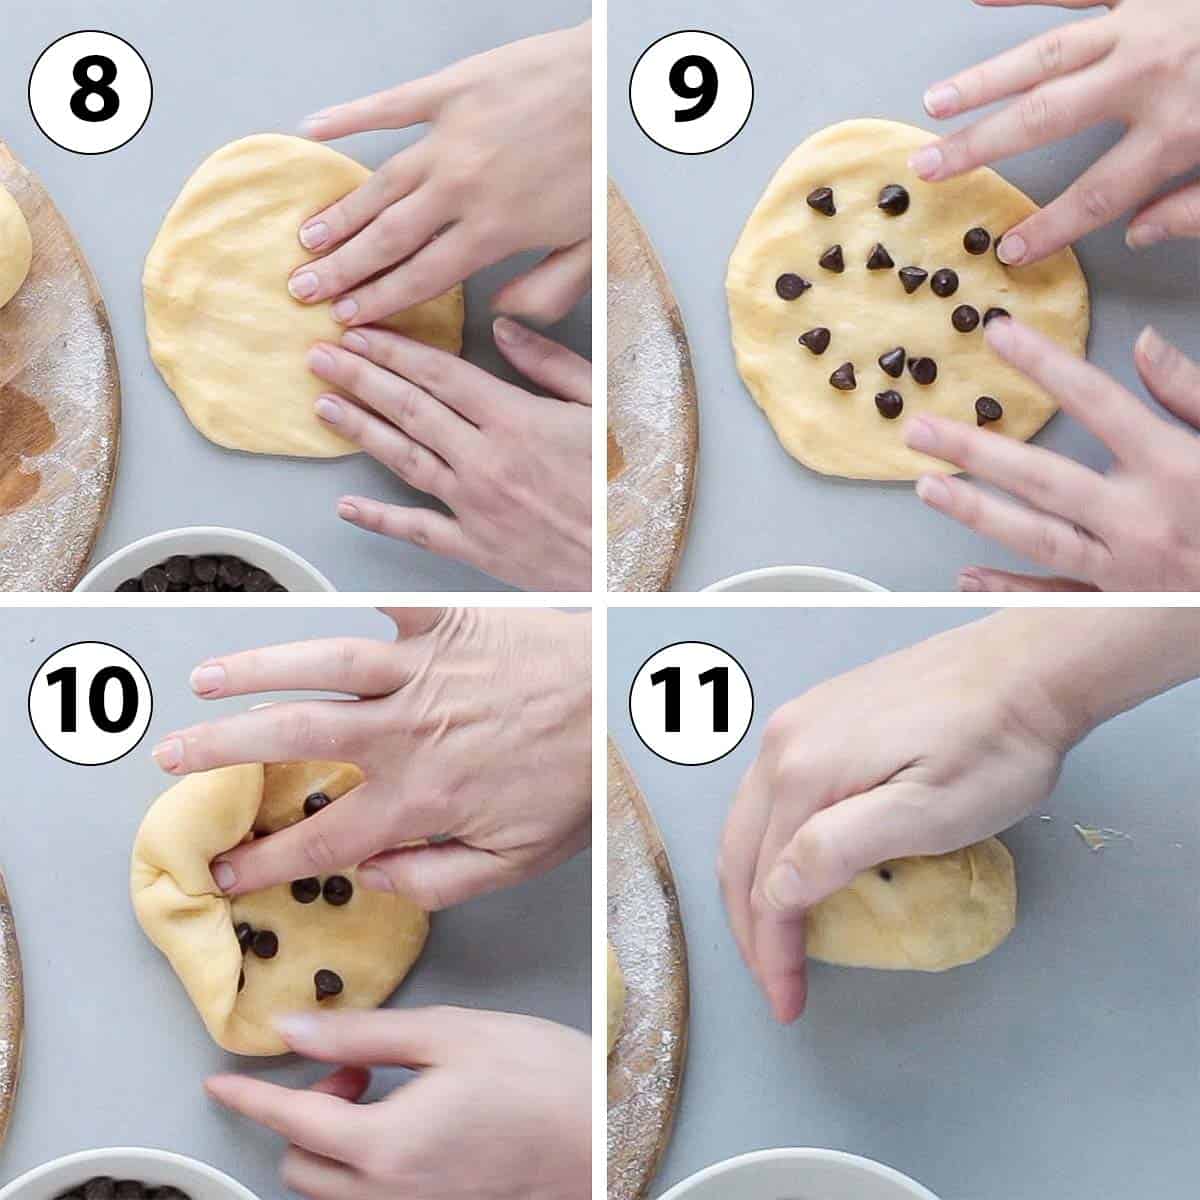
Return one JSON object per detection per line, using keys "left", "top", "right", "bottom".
{"left": 878, "top": 867, "right": 893, "bottom": 882}
{"left": 983, "top": 306, "right": 1010, "bottom": 326}
{"left": 235, "top": 921, "right": 254, "bottom": 952}
{"left": 964, "top": 227, "right": 991, "bottom": 255}
{"left": 866, "top": 243, "right": 894, "bottom": 270}
{"left": 806, "top": 186, "right": 836, "bottom": 216}
{"left": 323, "top": 875, "right": 354, "bottom": 906}
{"left": 976, "top": 396, "right": 1003, "bottom": 425}
{"left": 291, "top": 877, "right": 321, "bottom": 904}
{"left": 874, "top": 390, "right": 904, "bottom": 419}
{"left": 930, "top": 268, "right": 959, "bottom": 298}
{"left": 877, "top": 184, "right": 910, "bottom": 215}
{"left": 818, "top": 244, "right": 844, "bottom": 273}
{"left": 304, "top": 791, "right": 332, "bottom": 817}
{"left": 315, "top": 969, "right": 344, "bottom": 1001}
{"left": 898, "top": 266, "right": 928, "bottom": 294}
{"left": 829, "top": 363, "right": 857, "bottom": 391}
{"left": 775, "top": 273, "right": 811, "bottom": 300}
{"left": 237, "top": 969, "right": 245, "bottom": 993}
{"left": 951, "top": 304, "right": 980, "bottom": 332}
{"left": 878, "top": 347, "right": 906, "bottom": 378}
{"left": 251, "top": 930, "right": 279, "bottom": 959}
{"left": 799, "top": 327, "right": 831, "bottom": 355}
{"left": 908, "top": 356, "right": 938, "bottom": 385}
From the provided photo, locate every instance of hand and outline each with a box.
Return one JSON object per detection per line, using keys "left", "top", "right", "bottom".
{"left": 206, "top": 1007, "right": 590, "bottom": 1200}
{"left": 913, "top": 0, "right": 1200, "bottom": 263}
{"left": 288, "top": 22, "right": 592, "bottom": 326}
{"left": 152, "top": 607, "right": 591, "bottom": 908}
{"left": 310, "top": 317, "right": 590, "bottom": 591}
{"left": 905, "top": 316, "right": 1200, "bottom": 590}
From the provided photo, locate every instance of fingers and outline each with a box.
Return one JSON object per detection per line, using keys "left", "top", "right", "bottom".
{"left": 275, "top": 1006, "right": 479, "bottom": 1067}
{"left": 358, "top": 842, "right": 518, "bottom": 911}
{"left": 717, "top": 761, "right": 775, "bottom": 983}
{"left": 492, "top": 318, "right": 592, "bottom": 405}
{"left": 204, "top": 1074, "right": 369, "bottom": 1163}
{"left": 974, "top": 0, "right": 1115, "bottom": 7}
{"left": 748, "top": 901, "right": 808, "bottom": 1024}
{"left": 309, "top": 1066, "right": 371, "bottom": 1102}
{"left": 1127, "top": 180, "right": 1200, "bottom": 250}
{"left": 280, "top": 1147, "right": 363, "bottom": 1200}
{"left": 491, "top": 240, "right": 593, "bottom": 326}
{"left": 957, "top": 566, "right": 1097, "bottom": 591}
{"left": 922, "top": 17, "right": 1114, "bottom": 119}
{"left": 300, "top": 74, "right": 451, "bottom": 141}
{"left": 379, "top": 608, "right": 446, "bottom": 638}
{"left": 914, "top": 471, "right": 1110, "bottom": 579}
{"left": 1134, "top": 325, "right": 1200, "bottom": 428}
{"left": 337, "top": 498, "right": 477, "bottom": 567}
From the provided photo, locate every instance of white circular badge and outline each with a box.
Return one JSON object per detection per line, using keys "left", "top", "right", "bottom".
{"left": 629, "top": 641, "right": 753, "bottom": 765}
{"left": 29, "top": 641, "right": 153, "bottom": 765}
{"left": 629, "top": 30, "right": 753, "bottom": 155}
{"left": 29, "top": 31, "right": 153, "bottom": 154}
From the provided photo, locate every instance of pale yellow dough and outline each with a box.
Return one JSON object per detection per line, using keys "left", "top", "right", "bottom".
{"left": 143, "top": 134, "right": 465, "bottom": 457}
{"left": 131, "top": 760, "right": 428, "bottom": 1055}
{"left": 806, "top": 837, "right": 1016, "bottom": 972}
{"left": 727, "top": 119, "right": 1090, "bottom": 480}
{"left": 606, "top": 940, "right": 625, "bottom": 1055}
{"left": 0, "top": 185, "right": 31, "bottom": 309}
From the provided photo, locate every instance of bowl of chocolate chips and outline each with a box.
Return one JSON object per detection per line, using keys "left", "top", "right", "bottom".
{"left": 75, "top": 526, "right": 334, "bottom": 593}
{"left": 0, "top": 1148, "right": 259, "bottom": 1200}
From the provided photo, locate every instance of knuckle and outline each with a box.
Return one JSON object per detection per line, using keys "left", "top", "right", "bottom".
{"left": 1075, "top": 182, "right": 1114, "bottom": 223}
{"left": 1036, "top": 30, "right": 1066, "bottom": 75}
{"left": 404, "top": 510, "right": 436, "bottom": 550}
{"left": 389, "top": 438, "right": 422, "bottom": 483}
{"left": 300, "top": 824, "right": 340, "bottom": 874}
{"left": 760, "top": 707, "right": 794, "bottom": 761}
{"left": 1018, "top": 89, "right": 1054, "bottom": 139}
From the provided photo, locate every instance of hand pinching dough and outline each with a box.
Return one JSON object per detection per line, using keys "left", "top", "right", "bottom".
{"left": 131, "top": 761, "right": 428, "bottom": 1055}
{"left": 727, "top": 119, "right": 1089, "bottom": 479}
{"left": 806, "top": 837, "right": 1016, "bottom": 971}
{"left": 0, "top": 185, "right": 32, "bottom": 309}
{"left": 143, "top": 134, "right": 465, "bottom": 457}
{"left": 607, "top": 940, "right": 625, "bottom": 1055}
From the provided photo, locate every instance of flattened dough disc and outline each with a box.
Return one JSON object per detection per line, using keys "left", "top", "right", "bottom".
{"left": 144, "top": 134, "right": 465, "bottom": 458}
{"left": 727, "top": 119, "right": 1089, "bottom": 480}
{"left": 0, "top": 869, "right": 23, "bottom": 1152}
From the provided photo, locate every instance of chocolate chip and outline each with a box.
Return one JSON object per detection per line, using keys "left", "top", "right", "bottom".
{"left": 235, "top": 921, "right": 254, "bottom": 952}
{"left": 304, "top": 791, "right": 332, "bottom": 817}
{"left": 164, "top": 555, "right": 192, "bottom": 584}
{"left": 192, "top": 555, "right": 218, "bottom": 583}
{"left": 976, "top": 396, "right": 1003, "bottom": 425}
{"left": 116, "top": 578, "right": 141, "bottom": 592}
{"left": 251, "top": 930, "right": 278, "bottom": 959}
{"left": 775, "top": 273, "right": 811, "bottom": 301}
{"left": 115, "top": 1183, "right": 145, "bottom": 1200}
{"left": 54, "top": 1190, "right": 84, "bottom": 1200}
{"left": 878, "top": 867, "right": 893, "bottom": 882}
{"left": 291, "top": 877, "right": 321, "bottom": 904}
{"left": 323, "top": 875, "right": 354, "bottom": 906}
{"left": 878, "top": 347, "right": 906, "bottom": 379}
{"left": 898, "top": 266, "right": 928, "bottom": 294}
{"left": 964, "top": 227, "right": 991, "bottom": 255}
{"left": 83, "top": 1178, "right": 115, "bottom": 1200}
{"left": 153, "top": 1189, "right": 189, "bottom": 1200}
{"left": 983, "top": 306, "right": 1010, "bottom": 326}
{"left": 908, "top": 356, "right": 938, "bottom": 385}
{"left": 217, "top": 556, "right": 247, "bottom": 589}
{"left": 930, "top": 268, "right": 959, "bottom": 298}
{"left": 874, "top": 391, "right": 904, "bottom": 419}
{"left": 877, "top": 184, "right": 910, "bottom": 216}
{"left": 866, "top": 243, "right": 894, "bottom": 270}
{"left": 237, "top": 969, "right": 245, "bottom": 993}
{"left": 140, "top": 566, "right": 169, "bottom": 592}
{"left": 806, "top": 186, "right": 835, "bottom": 216}
{"left": 829, "top": 363, "right": 857, "bottom": 391}
{"left": 818, "top": 244, "right": 844, "bottom": 273}
{"left": 244, "top": 568, "right": 274, "bottom": 592}
{"left": 799, "top": 327, "right": 831, "bottom": 356}
{"left": 951, "top": 305, "right": 980, "bottom": 332}
{"left": 120, "top": 554, "right": 285, "bottom": 593}
{"left": 315, "top": 969, "right": 344, "bottom": 1000}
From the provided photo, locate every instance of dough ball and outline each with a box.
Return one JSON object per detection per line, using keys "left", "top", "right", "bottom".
{"left": 607, "top": 940, "right": 625, "bottom": 1055}
{"left": 806, "top": 837, "right": 1016, "bottom": 972}
{"left": 727, "top": 119, "right": 1089, "bottom": 479}
{"left": 131, "top": 761, "right": 428, "bottom": 1055}
{"left": 0, "top": 185, "right": 32, "bottom": 309}
{"left": 143, "top": 134, "right": 465, "bottom": 457}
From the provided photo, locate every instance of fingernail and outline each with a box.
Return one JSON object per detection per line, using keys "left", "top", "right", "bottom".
{"left": 337, "top": 499, "right": 360, "bottom": 521}
{"left": 923, "top": 83, "right": 960, "bottom": 117}
{"left": 908, "top": 144, "right": 943, "bottom": 180}
{"left": 332, "top": 297, "right": 359, "bottom": 323}
{"left": 984, "top": 314, "right": 1015, "bottom": 349}
{"left": 1137, "top": 324, "right": 1166, "bottom": 364}
{"left": 915, "top": 474, "right": 952, "bottom": 507}
{"left": 357, "top": 865, "right": 394, "bottom": 893}
{"left": 341, "top": 330, "right": 369, "bottom": 353}
{"left": 493, "top": 316, "right": 528, "bottom": 346}
{"left": 299, "top": 221, "right": 329, "bottom": 251}
{"left": 307, "top": 346, "right": 335, "bottom": 373}
{"left": 211, "top": 860, "right": 236, "bottom": 892}
{"left": 189, "top": 664, "right": 226, "bottom": 695}
{"left": 301, "top": 108, "right": 333, "bottom": 128}
{"left": 996, "top": 233, "right": 1027, "bottom": 265}
{"left": 957, "top": 569, "right": 986, "bottom": 592}
{"left": 152, "top": 738, "right": 183, "bottom": 771}
{"left": 764, "top": 863, "right": 810, "bottom": 911}
{"left": 288, "top": 270, "right": 320, "bottom": 301}
{"left": 274, "top": 1013, "right": 322, "bottom": 1043}
{"left": 904, "top": 416, "right": 939, "bottom": 453}
{"left": 1126, "top": 223, "right": 1167, "bottom": 250}
{"left": 315, "top": 395, "right": 342, "bottom": 424}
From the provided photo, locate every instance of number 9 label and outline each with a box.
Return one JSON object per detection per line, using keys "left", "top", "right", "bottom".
{"left": 629, "top": 641, "right": 753, "bottom": 765}
{"left": 629, "top": 31, "right": 753, "bottom": 155}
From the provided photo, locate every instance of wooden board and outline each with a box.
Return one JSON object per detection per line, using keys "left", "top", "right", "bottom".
{"left": 607, "top": 740, "right": 689, "bottom": 1200}
{"left": 0, "top": 143, "right": 120, "bottom": 591}
{"left": 0, "top": 869, "right": 22, "bottom": 1153}
{"left": 607, "top": 182, "right": 698, "bottom": 592}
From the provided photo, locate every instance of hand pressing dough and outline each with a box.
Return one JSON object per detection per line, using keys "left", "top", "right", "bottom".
{"left": 726, "top": 119, "right": 1089, "bottom": 480}
{"left": 607, "top": 940, "right": 625, "bottom": 1055}
{"left": 806, "top": 837, "right": 1016, "bottom": 971}
{"left": 131, "top": 761, "right": 428, "bottom": 1055}
{"left": 143, "top": 134, "right": 465, "bottom": 457}
{"left": 0, "top": 185, "right": 32, "bottom": 309}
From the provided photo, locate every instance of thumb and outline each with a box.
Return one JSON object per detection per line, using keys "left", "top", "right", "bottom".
{"left": 492, "top": 317, "right": 591, "bottom": 405}
{"left": 491, "top": 240, "right": 591, "bottom": 326}
{"left": 957, "top": 567, "right": 1096, "bottom": 592}
{"left": 309, "top": 1065, "right": 371, "bottom": 1101}
{"left": 274, "top": 1005, "right": 483, "bottom": 1067}
{"left": 1126, "top": 179, "right": 1200, "bottom": 250}
{"left": 379, "top": 607, "right": 446, "bottom": 638}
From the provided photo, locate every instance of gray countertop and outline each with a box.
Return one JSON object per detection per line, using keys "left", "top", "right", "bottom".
{"left": 0, "top": 607, "right": 590, "bottom": 1198}
{"left": 6, "top": 1, "right": 591, "bottom": 593}
{"left": 608, "top": 607, "right": 1200, "bottom": 1199}
{"left": 608, "top": 1, "right": 1200, "bottom": 591}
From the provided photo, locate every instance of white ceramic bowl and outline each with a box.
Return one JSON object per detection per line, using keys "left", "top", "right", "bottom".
{"left": 0, "top": 1147, "right": 260, "bottom": 1200}
{"left": 75, "top": 526, "right": 335, "bottom": 593}
{"left": 656, "top": 1148, "right": 939, "bottom": 1200}
{"left": 703, "top": 565, "right": 888, "bottom": 592}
